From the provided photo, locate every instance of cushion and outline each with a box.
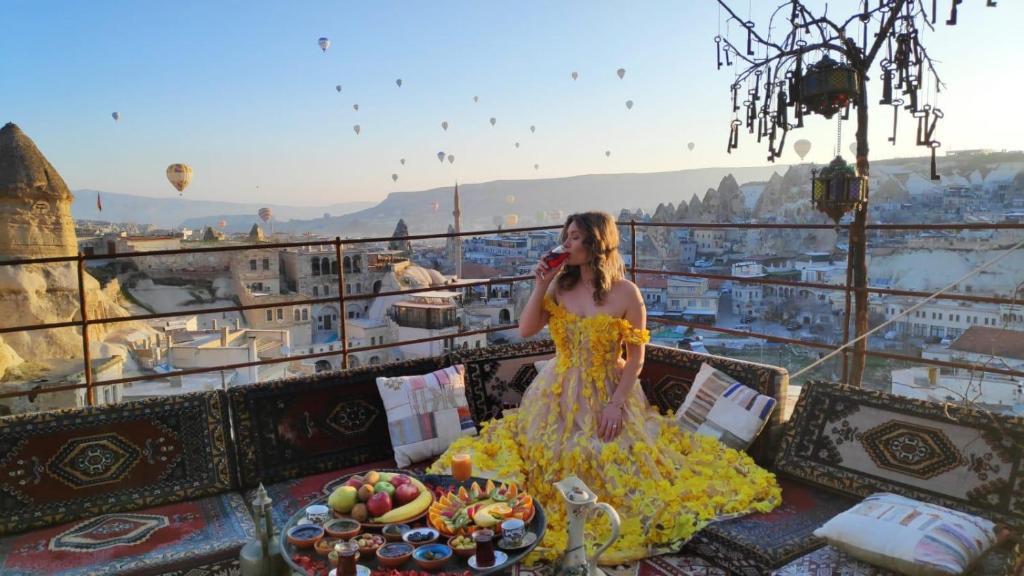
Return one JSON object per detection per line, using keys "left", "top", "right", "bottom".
{"left": 683, "top": 476, "right": 859, "bottom": 575}
{"left": 451, "top": 340, "right": 555, "bottom": 423}
{"left": 228, "top": 356, "right": 447, "bottom": 487}
{"left": 0, "top": 390, "right": 236, "bottom": 535}
{"left": 813, "top": 493, "right": 999, "bottom": 576}
{"left": 774, "top": 381, "right": 1024, "bottom": 530}
{"left": 675, "top": 363, "right": 777, "bottom": 450}
{"left": 376, "top": 364, "right": 476, "bottom": 468}
{"left": 638, "top": 345, "right": 789, "bottom": 466}
{"left": 771, "top": 543, "right": 1019, "bottom": 576}
{"left": 0, "top": 492, "right": 253, "bottom": 576}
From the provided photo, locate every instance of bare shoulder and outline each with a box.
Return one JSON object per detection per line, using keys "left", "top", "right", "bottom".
{"left": 610, "top": 279, "right": 643, "bottom": 305}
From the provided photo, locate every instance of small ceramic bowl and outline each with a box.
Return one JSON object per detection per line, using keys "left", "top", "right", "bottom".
{"left": 401, "top": 527, "right": 439, "bottom": 547}
{"left": 306, "top": 504, "right": 331, "bottom": 525}
{"left": 349, "top": 533, "right": 385, "bottom": 556}
{"left": 381, "top": 523, "right": 411, "bottom": 542}
{"left": 376, "top": 542, "right": 414, "bottom": 568}
{"left": 412, "top": 543, "right": 453, "bottom": 570}
{"left": 314, "top": 537, "right": 341, "bottom": 556}
{"left": 324, "top": 518, "right": 361, "bottom": 540}
{"left": 286, "top": 524, "right": 325, "bottom": 549}
{"left": 447, "top": 535, "right": 475, "bottom": 558}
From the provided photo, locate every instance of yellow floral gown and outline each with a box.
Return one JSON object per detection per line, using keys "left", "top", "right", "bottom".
{"left": 429, "top": 296, "right": 781, "bottom": 565}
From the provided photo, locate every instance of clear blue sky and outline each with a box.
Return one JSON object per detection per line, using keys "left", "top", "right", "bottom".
{"left": 2, "top": 0, "right": 1019, "bottom": 205}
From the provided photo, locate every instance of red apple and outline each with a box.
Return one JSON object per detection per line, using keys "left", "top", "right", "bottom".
{"left": 389, "top": 474, "right": 411, "bottom": 488}
{"left": 367, "top": 491, "right": 393, "bottom": 518}
{"left": 344, "top": 475, "right": 365, "bottom": 489}
{"left": 394, "top": 483, "right": 420, "bottom": 505}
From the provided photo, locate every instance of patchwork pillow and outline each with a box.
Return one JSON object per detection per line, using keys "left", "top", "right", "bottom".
{"left": 376, "top": 364, "right": 477, "bottom": 467}
{"left": 674, "top": 362, "right": 776, "bottom": 450}
{"left": 814, "top": 493, "right": 999, "bottom": 576}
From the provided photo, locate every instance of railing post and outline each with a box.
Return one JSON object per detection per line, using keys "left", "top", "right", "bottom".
{"left": 842, "top": 244, "right": 853, "bottom": 384}
{"left": 76, "top": 252, "right": 94, "bottom": 406}
{"left": 335, "top": 238, "right": 349, "bottom": 370}
{"left": 630, "top": 220, "right": 637, "bottom": 283}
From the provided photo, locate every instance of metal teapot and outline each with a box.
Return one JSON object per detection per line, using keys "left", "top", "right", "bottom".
{"left": 553, "top": 476, "right": 621, "bottom": 576}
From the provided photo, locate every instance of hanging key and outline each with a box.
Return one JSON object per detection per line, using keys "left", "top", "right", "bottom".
{"left": 915, "top": 105, "right": 930, "bottom": 146}
{"left": 745, "top": 21, "right": 755, "bottom": 55}
{"left": 888, "top": 99, "right": 903, "bottom": 144}
{"left": 715, "top": 36, "right": 722, "bottom": 70}
{"left": 929, "top": 141, "right": 942, "bottom": 180}
{"left": 946, "top": 0, "right": 962, "bottom": 25}
{"left": 731, "top": 82, "right": 740, "bottom": 112}
{"left": 924, "top": 107, "right": 943, "bottom": 144}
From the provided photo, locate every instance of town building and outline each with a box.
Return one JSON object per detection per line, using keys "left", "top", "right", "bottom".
{"left": 665, "top": 276, "right": 719, "bottom": 323}
{"left": 731, "top": 262, "right": 766, "bottom": 318}
{"left": 388, "top": 291, "right": 487, "bottom": 358}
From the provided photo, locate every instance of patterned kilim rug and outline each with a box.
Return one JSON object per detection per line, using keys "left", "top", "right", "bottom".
{"left": 512, "top": 554, "right": 728, "bottom": 576}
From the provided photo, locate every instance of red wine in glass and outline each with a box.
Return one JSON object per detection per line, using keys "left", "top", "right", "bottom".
{"left": 542, "top": 245, "right": 570, "bottom": 268}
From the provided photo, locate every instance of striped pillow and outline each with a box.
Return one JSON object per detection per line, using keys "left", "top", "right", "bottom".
{"left": 814, "top": 493, "right": 999, "bottom": 575}
{"left": 674, "top": 363, "right": 776, "bottom": 450}
{"left": 376, "top": 364, "right": 477, "bottom": 467}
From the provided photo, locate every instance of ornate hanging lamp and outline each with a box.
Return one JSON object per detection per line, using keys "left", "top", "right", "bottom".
{"left": 811, "top": 155, "right": 867, "bottom": 224}
{"left": 800, "top": 54, "right": 859, "bottom": 119}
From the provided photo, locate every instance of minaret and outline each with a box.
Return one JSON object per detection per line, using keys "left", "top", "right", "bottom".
{"left": 453, "top": 183, "right": 462, "bottom": 279}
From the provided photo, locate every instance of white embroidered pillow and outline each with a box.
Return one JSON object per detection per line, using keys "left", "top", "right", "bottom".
{"left": 814, "top": 493, "right": 999, "bottom": 576}
{"left": 376, "top": 364, "right": 476, "bottom": 467}
{"left": 674, "top": 363, "right": 776, "bottom": 450}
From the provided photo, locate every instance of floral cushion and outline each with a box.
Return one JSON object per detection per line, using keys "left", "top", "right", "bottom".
{"left": 813, "top": 493, "right": 1000, "bottom": 576}
{"left": 376, "top": 365, "right": 477, "bottom": 467}
{"left": 675, "top": 363, "right": 777, "bottom": 451}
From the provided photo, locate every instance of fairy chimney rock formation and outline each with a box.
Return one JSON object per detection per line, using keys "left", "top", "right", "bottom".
{"left": 0, "top": 123, "right": 78, "bottom": 259}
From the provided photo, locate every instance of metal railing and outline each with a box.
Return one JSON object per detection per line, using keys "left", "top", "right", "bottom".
{"left": 1, "top": 220, "right": 1022, "bottom": 406}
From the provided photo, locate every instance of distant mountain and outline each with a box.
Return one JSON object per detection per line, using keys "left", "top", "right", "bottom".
{"left": 71, "top": 190, "right": 374, "bottom": 230}
{"left": 273, "top": 165, "right": 788, "bottom": 238}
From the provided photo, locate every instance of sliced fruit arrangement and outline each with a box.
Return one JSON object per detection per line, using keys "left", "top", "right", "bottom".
{"left": 428, "top": 479, "right": 534, "bottom": 536}
{"left": 328, "top": 471, "right": 434, "bottom": 525}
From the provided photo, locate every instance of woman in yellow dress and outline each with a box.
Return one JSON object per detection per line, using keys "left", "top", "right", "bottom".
{"left": 430, "top": 212, "right": 780, "bottom": 565}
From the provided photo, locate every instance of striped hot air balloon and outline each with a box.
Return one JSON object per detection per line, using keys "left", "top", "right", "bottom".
{"left": 166, "top": 164, "right": 193, "bottom": 195}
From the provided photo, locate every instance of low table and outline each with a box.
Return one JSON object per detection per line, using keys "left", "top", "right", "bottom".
{"left": 281, "top": 471, "right": 547, "bottom": 576}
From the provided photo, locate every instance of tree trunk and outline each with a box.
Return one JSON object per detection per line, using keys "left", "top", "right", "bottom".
{"left": 849, "top": 71, "right": 871, "bottom": 388}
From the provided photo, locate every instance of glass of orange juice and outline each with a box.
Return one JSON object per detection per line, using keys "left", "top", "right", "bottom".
{"left": 451, "top": 452, "right": 472, "bottom": 482}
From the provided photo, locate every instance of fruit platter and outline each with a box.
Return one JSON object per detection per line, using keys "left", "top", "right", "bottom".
{"left": 282, "top": 471, "right": 546, "bottom": 576}
{"left": 327, "top": 470, "right": 435, "bottom": 527}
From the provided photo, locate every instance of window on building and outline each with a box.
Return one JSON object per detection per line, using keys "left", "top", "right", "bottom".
{"left": 312, "top": 257, "right": 321, "bottom": 276}
{"left": 370, "top": 336, "right": 376, "bottom": 345}
{"left": 294, "top": 309, "right": 301, "bottom": 322}
{"left": 277, "top": 308, "right": 283, "bottom": 321}
{"left": 301, "top": 308, "right": 308, "bottom": 321}
{"left": 265, "top": 309, "right": 273, "bottom": 322}
{"left": 249, "top": 259, "right": 257, "bottom": 270}
{"left": 356, "top": 282, "right": 362, "bottom": 293}
{"left": 346, "top": 283, "right": 352, "bottom": 293}
{"left": 262, "top": 258, "right": 270, "bottom": 270}
{"left": 313, "top": 286, "right": 318, "bottom": 296}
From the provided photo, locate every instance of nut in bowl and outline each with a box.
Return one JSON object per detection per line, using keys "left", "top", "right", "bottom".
{"left": 376, "top": 542, "right": 414, "bottom": 568}
{"left": 324, "top": 518, "right": 361, "bottom": 540}
{"left": 412, "top": 543, "right": 453, "bottom": 570}
{"left": 314, "top": 537, "right": 341, "bottom": 556}
{"left": 349, "top": 533, "right": 385, "bottom": 555}
{"left": 401, "top": 527, "right": 440, "bottom": 547}
{"left": 447, "top": 535, "right": 475, "bottom": 558}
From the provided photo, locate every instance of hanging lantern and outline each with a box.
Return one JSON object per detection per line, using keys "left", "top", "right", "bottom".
{"left": 800, "top": 54, "right": 859, "bottom": 119}
{"left": 811, "top": 156, "right": 868, "bottom": 223}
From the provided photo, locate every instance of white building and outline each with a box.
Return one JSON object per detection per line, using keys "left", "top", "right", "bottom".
{"left": 877, "top": 297, "right": 1021, "bottom": 340}
{"left": 389, "top": 291, "right": 487, "bottom": 358}
{"left": 731, "top": 262, "right": 766, "bottom": 317}
{"left": 666, "top": 277, "right": 719, "bottom": 323}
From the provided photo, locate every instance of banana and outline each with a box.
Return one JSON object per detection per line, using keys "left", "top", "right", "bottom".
{"left": 370, "top": 473, "right": 434, "bottom": 524}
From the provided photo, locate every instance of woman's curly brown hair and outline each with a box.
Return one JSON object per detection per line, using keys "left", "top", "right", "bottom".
{"left": 556, "top": 211, "right": 625, "bottom": 304}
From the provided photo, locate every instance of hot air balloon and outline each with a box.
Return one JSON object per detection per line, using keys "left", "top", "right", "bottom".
{"left": 353, "top": 104, "right": 359, "bottom": 111}
{"left": 353, "top": 124, "right": 361, "bottom": 135}
{"left": 258, "top": 207, "right": 273, "bottom": 222}
{"left": 529, "top": 125, "right": 536, "bottom": 133}
{"left": 473, "top": 96, "right": 479, "bottom": 103}
{"left": 431, "top": 201, "right": 440, "bottom": 212}
{"left": 503, "top": 214, "right": 519, "bottom": 227}
{"left": 441, "top": 121, "right": 448, "bottom": 131}
{"left": 166, "top": 164, "right": 193, "bottom": 195}
{"left": 687, "top": 142, "right": 695, "bottom": 151}
{"left": 616, "top": 68, "right": 626, "bottom": 79}
{"left": 447, "top": 154, "right": 455, "bottom": 164}
{"left": 793, "top": 139, "right": 812, "bottom": 160}
{"left": 318, "top": 37, "right": 331, "bottom": 52}
{"left": 392, "top": 173, "right": 398, "bottom": 182}
{"left": 605, "top": 150, "right": 611, "bottom": 157}
{"left": 489, "top": 117, "right": 496, "bottom": 127}
{"left": 111, "top": 112, "right": 120, "bottom": 122}
{"left": 571, "top": 71, "right": 579, "bottom": 81}
{"left": 534, "top": 164, "right": 540, "bottom": 170}
{"left": 437, "top": 151, "right": 445, "bottom": 163}
{"left": 218, "top": 219, "right": 227, "bottom": 228}
{"left": 395, "top": 78, "right": 402, "bottom": 88}
{"left": 849, "top": 142, "right": 857, "bottom": 155}
{"left": 625, "top": 100, "right": 634, "bottom": 110}
{"left": 514, "top": 142, "right": 520, "bottom": 149}
{"left": 400, "top": 158, "right": 406, "bottom": 165}
{"left": 505, "top": 194, "right": 516, "bottom": 205}
{"left": 336, "top": 85, "right": 342, "bottom": 93}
